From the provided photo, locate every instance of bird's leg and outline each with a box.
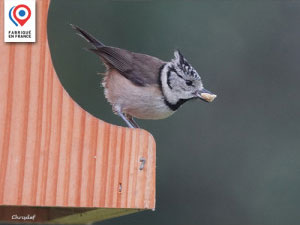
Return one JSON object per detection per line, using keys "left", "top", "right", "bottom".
{"left": 117, "top": 111, "right": 135, "bottom": 128}
{"left": 126, "top": 115, "right": 140, "bottom": 128}
{"left": 115, "top": 107, "right": 135, "bottom": 128}
{"left": 114, "top": 105, "right": 138, "bottom": 128}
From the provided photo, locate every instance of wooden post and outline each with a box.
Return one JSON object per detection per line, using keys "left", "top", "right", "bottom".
{"left": 0, "top": 0, "right": 156, "bottom": 223}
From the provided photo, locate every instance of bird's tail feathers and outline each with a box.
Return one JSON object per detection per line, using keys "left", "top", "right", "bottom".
{"left": 71, "top": 24, "right": 105, "bottom": 48}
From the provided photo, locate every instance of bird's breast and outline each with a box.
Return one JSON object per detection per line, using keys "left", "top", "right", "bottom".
{"left": 103, "top": 70, "right": 174, "bottom": 120}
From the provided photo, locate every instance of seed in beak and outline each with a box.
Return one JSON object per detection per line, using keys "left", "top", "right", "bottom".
{"left": 200, "top": 93, "right": 217, "bottom": 102}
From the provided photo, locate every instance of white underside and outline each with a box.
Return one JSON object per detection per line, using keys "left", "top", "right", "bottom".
{"left": 103, "top": 70, "right": 175, "bottom": 120}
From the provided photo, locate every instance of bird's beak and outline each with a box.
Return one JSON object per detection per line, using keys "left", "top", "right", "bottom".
{"left": 196, "top": 88, "right": 217, "bottom": 103}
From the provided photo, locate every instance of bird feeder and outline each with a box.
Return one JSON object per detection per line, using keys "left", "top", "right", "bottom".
{"left": 0, "top": 0, "right": 156, "bottom": 223}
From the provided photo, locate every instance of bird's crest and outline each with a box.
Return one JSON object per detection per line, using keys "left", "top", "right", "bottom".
{"left": 172, "top": 50, "right": 201, "bottom": 80}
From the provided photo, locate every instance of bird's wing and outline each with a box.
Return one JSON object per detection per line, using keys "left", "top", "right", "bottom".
{"left": 89, "top": 47, "right": 165, "bottom": 86}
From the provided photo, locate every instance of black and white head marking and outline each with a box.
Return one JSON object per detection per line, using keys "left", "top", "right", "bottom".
{"left": 172, "top": 50, "right": 201, "bottom": 81}
{"left": 160, "top": 50, "right": 204, "bottom": 111}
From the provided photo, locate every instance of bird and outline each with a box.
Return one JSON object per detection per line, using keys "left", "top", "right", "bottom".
{"left": 71, "top": 25, "right": 217, "bottom": 128}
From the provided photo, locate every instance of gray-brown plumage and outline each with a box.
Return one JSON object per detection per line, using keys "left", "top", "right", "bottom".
{"left": 72, "top": 24, "right": 216, "bottom": 128}
{"left": 89, "top": 47, "right": 163, "bottom": 86}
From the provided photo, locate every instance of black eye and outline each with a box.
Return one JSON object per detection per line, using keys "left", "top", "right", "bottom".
{"left": 185, "top": 80, "right": 193, "bottom": 86}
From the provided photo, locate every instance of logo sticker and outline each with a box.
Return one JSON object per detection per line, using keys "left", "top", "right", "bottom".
{"left": 4, "top": 0, "right": 36, "bottom": 42}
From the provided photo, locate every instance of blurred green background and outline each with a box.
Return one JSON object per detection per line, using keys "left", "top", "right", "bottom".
{"left": 48, "top": 1, "right": 300, "bottom": 224}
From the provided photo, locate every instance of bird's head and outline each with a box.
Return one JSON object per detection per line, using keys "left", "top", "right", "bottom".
{"left": 160, "top": 50, "right": 217, "bottom": 109}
